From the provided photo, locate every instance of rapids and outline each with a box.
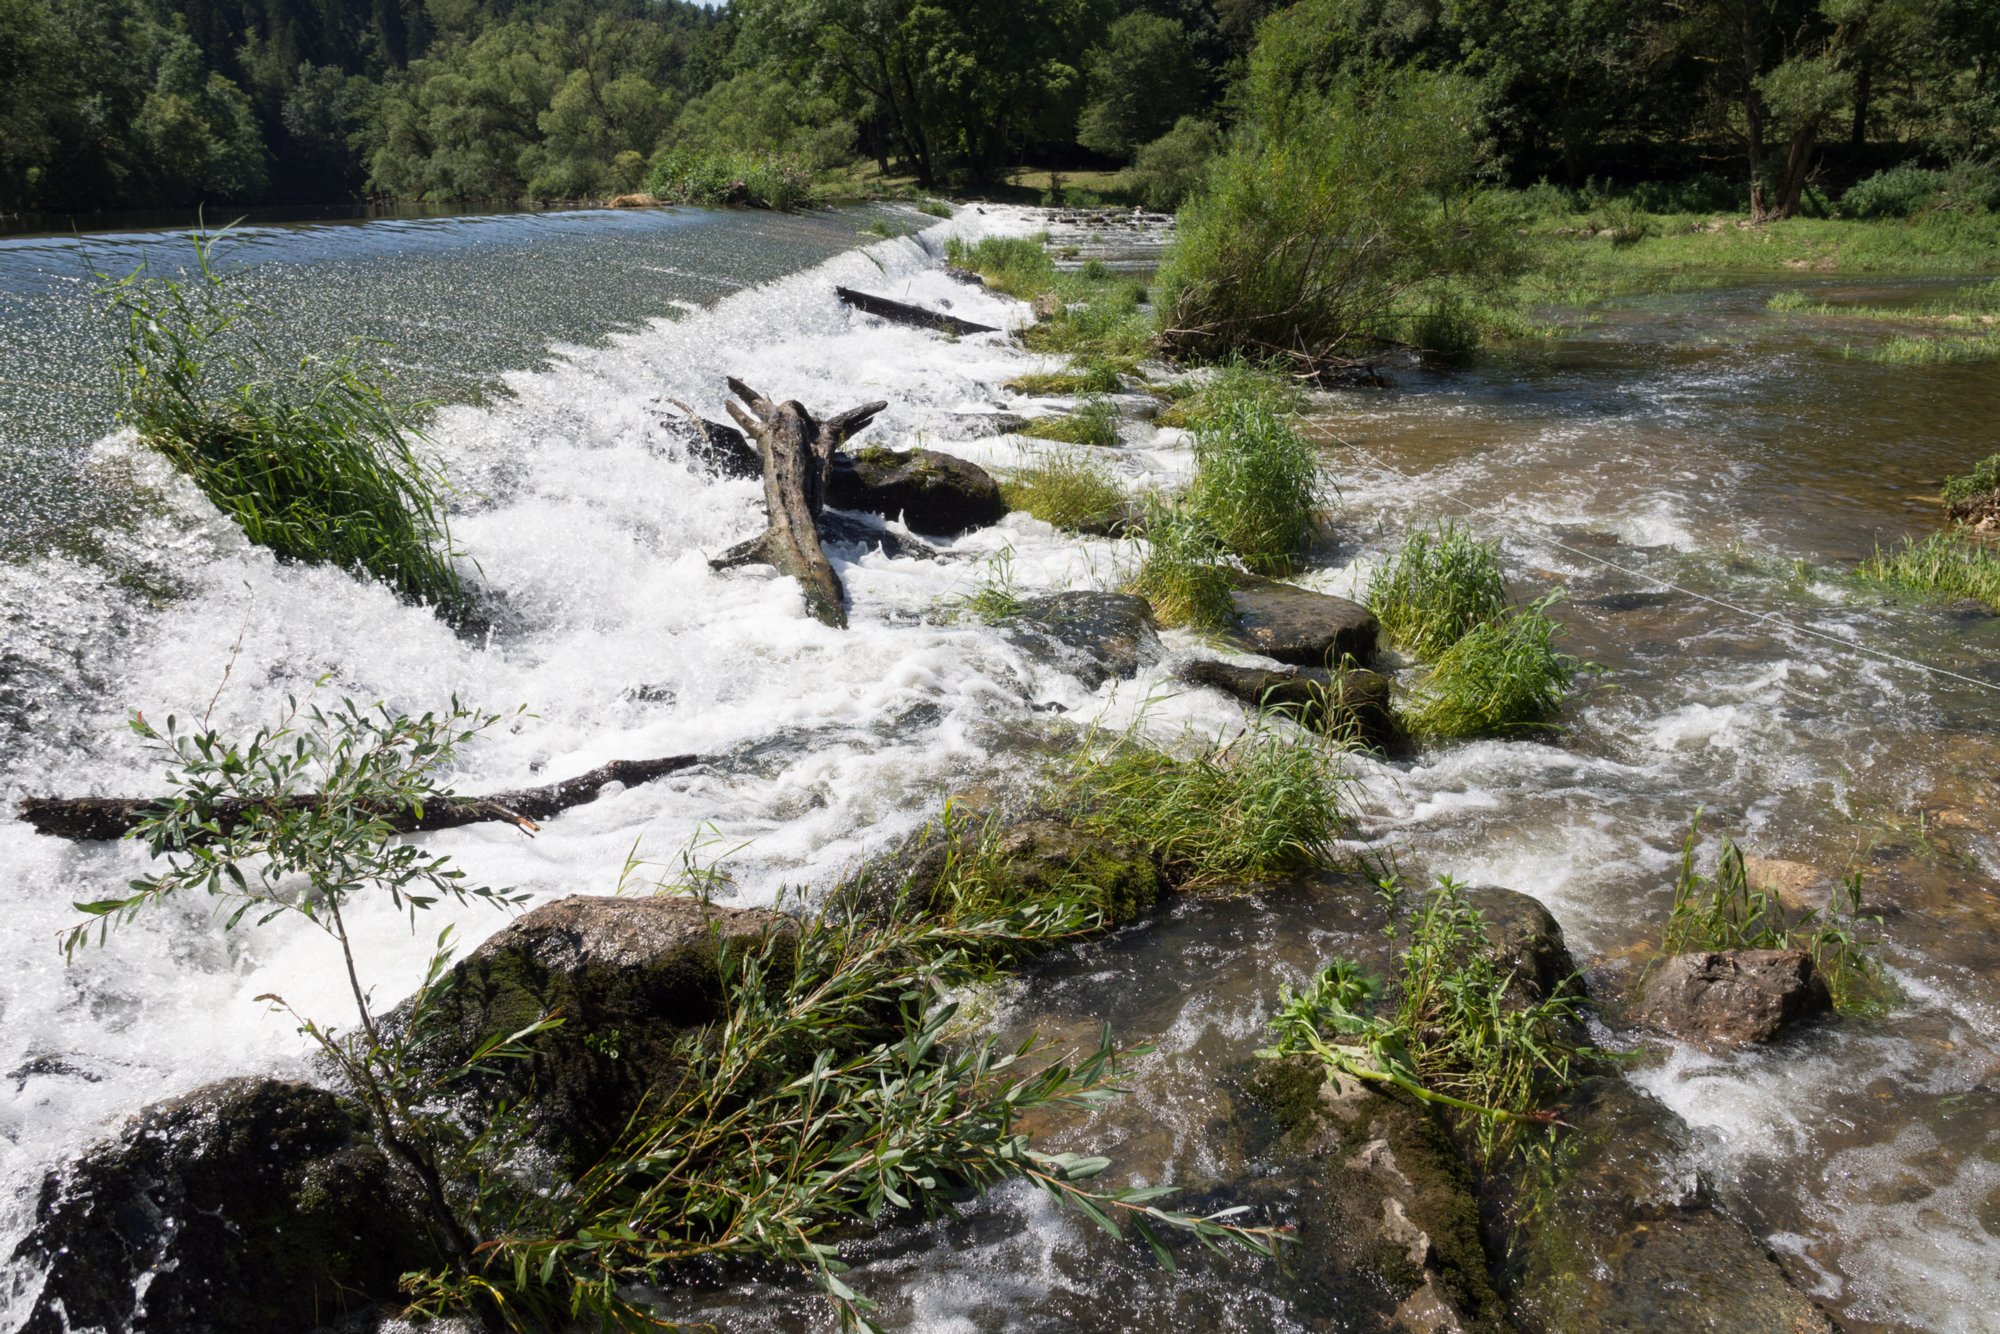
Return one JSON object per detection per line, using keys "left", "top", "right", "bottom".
{"left": 1, "top": 202, "right": 1997, "bottom": 1332}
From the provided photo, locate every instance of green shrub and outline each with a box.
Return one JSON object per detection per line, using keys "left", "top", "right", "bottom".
{"left": 1002, "top": 447, "right": 1130, "bottom": 532}
{"left": 1661, "top": 814, "right": 1885, "bottom": 1013}
{"left": 1051, "top": 722, "right": 1355, "bottom": 887}
{"left": 1263, "top": 875, "right": 1590, "bottom": 1165}
{"left": 1841, "top": 161, "right": 2000, "bottom": 220}
{"left": 1367, "top": 522, "right": 1509, "bottom": 660}
{"left": 102, "top": 234, "right": 466, "bottom": 614}
{"left": 1127, "top": 116, "right": 1223, "bottom": 211}
{"left": 1857, "top": 528, "right": 2000, "bottom": 605}
{"left": 1943, "top": 453, "right": 2000, "bottom": 507}
{"left": 1020, "top": 396, "right": 1123, "bottom": 447}
{"left": 1128, "top": 498, "right": 1236, "bottom": 630}
{"left": 646, "top": 146, "right": 814, "bottom": 210}
{"left": 1405, "top": 594, "right": 1578, "bottom": 739}
{"left": 1184, "top": 398, "right": 1322, "bottom": 574}
{"left": 1157, "top": 68, "right": 1521, "bottom": 371}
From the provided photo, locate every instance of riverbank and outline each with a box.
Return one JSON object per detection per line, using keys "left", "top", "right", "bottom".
{"left": 3, "top": 204, "right": 1999, "bottom": 1332}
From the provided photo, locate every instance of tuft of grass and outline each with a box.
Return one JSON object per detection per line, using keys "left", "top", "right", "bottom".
{"left": 1019, "top": 396, "right": 1123, "bottom": 448}
{"left": 946, "top": 236, "right": 1059, "bottom": 300}
{"left": 1404, "top": 594, "right": 1578, "bottom": 739}
{"left": 917, "top": 199, "right": 952, "bottom": 218}
{"left": 102, "top": 233, "right": 466, "bottom": 615}
{"left": 1184, "top": 398, "right": 1323, "bottom": 575}
{"left": 1869, "top": 332, "right": 2000, "bottom": 365}
{"left": 951, "top": 545, "right": 1025, "bottom": 624}
{"left": 1857, "top": 528, "right": 2000, "bottom": 605}
{"left": 1367, "top": 522, "right": 1509, "bottom": 659}
{"left": 1127, "top": 498, "right": 1237, "bottom": 630}
{"left": 1661, "top": 814, "right": 1886, "bottom": 1014}
{"left": 1050, "top": 722, "right": 1355, "bottom": 888}
{"left": 1262, "top": 875, "right": 1590, "bottom": 1166}
{"left": 1002, "top": 448, "right": 1130, "bottom": 534}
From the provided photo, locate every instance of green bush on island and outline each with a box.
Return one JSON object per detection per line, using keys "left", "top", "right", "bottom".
{"left": 646, "top": 146, "right": 814, "bottom": 210}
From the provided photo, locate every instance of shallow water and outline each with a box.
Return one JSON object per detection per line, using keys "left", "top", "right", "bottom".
{"left": 1, "top": 207, "right": 1997, "bottom": 1331}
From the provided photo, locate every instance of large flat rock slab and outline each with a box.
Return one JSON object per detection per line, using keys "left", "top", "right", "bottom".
{"left": 1226, "top": 575, "right": 1379, "bottom": 667}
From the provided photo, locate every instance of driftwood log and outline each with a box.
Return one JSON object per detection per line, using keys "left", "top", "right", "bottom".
{"left": 16, "top": 754, "right": 701, "bottom": 843}
{"left": 709, "top": 378, "right": 885, "bottom": 629}
{"left": 835, "top": 286, "right": 997, "bottom": 337}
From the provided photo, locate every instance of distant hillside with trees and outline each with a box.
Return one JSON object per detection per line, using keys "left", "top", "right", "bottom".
{"left": 2, "top": 0, "right": 1995, "bottom": 220}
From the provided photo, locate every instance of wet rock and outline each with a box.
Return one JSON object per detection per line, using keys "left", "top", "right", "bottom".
{"left": 660, "top": 411, "right": 761, "bottom": 480}
{"left": 829, "top": 446, "right": 1007, "bottom": 536}
{"left": 1578, "top": 590, "right": 1682, "bottom": 612}
{"left": 1504, "top": 1078, "right": 1835, "bottom": 1333}
{"left": 1247, "top": 1056, "right": 1507, "bottom": 1333}
{"left": 1944, "top": 596, "right": 1995, "bottom": 620}
{"left": 943, "top": 266, "right": 987, "bottom": 287}
{"left": 1182, "top": 658, "right": 1397, "bottom": 749}
{"left": 10, "top": 1077, "right": 431, "bottom": 1334}
{"left": 1006, "top": 591, "right": 1162, "bottom": 688}
{"left": 1460, "top": 885, "right": 1578, "bottom": 1004}
{"left": 1226, "top": 575, "right": 1380, "bottom": 668}
{"left": 417, "top": 895, "right": 792, "bottom": 1168}
{"left": 1032, "top": 292, "right": 1061, "bottom": 320}
{"left": 1741, "top": 856, "right": 1829, "bottom": 912}
{"left": 818, "top": 508, "right": 939, "bottom": 560}
{"left": 836, "top": 812, "right": 1159, "bottom": 928}
{"left": 1632, "top": 949, "right": 1831, "bottom": 1047}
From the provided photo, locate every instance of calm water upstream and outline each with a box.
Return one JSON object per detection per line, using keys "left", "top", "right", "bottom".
{"left": 0, "top": 204, "right": 1996, "bottom": 1331}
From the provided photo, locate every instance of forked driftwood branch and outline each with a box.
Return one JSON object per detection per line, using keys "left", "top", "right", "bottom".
{"left": 16, "top": 754, "right": 702, "bottom": 842}
{"left": 709, "top": 378, "right": 886, "bottom": 629}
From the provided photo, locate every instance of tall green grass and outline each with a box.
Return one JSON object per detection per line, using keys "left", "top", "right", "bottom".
{"left": 1367, "top": 522, "right": 1509, "bottom": 659}
{"left": 1404, "top": 594, "right": 1578, "bottom": 739}
{"left": 1857, "top": 528, "right": 2000, "bottom": 605}
{"left": 103, "top": 234, "right": 466, "bottom": 614}
{"left": 1127, "top": 498, "right": 1236, "bottom": 630}
{"left": 1184, "top": 398, "right": 1323, "bottom": 575}
{"left": 1001, "top": 448, "right": 1130, "bottom": 533}
{"left": 1020, "top": 396, "right": 1123, "bottom": 447}
{"left": 1051, "top": 722, "right": 1354, "bottom": 888}
{"left": 646, "top": 146, "right": 813, "bottom": 210}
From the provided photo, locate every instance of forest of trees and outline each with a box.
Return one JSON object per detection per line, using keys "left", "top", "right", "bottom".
{"left": 2, "top": 0, "right": 1996, "bottom": 217}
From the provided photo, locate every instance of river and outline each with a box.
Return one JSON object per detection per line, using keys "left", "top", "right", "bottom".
{"left": 1, "top": 203, "right": 1996, "bottom": 1332}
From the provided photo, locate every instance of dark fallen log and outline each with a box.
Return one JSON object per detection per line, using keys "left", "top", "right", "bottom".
{"left": 835, "top": 286, "right": 998, "bottom": 337}
{"left": 713, "top": 378, "right": 886, "bottom": 629}
{"left": 16, "top": 754, "right": 703, "bottom": 843}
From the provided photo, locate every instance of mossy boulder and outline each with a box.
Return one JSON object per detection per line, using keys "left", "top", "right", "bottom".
{"left": 10, "top": 1077, "right": 432, "bottom": 1334}
{"left": 1226, "top": 575, "right": 1381, "bottom": 668}
{"left": 1502, "top": 1077, "right": 1835, "bottom": 1333}
{"left": 1245, "top": 1055, "right": 1507, "bottom": 1332}
{"left": 415, "top": 894, "right": 793, "bottom": 1169}
{"left": 829, "top": 445, "right": 1006, "bottom": 536}
{"left": 1459, "top": 885, "right": 1579, "bottom": 1006}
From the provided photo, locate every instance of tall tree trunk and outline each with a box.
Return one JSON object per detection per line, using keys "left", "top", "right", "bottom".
{"left": 1850, "top": 55, "right": 1871, "bottom": 148}
{"left": 1773, "top": 116, "right": 1820, "bottom": 219}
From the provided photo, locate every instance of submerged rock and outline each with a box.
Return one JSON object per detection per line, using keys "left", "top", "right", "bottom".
{"left": 1632, "top": 949, "right": 1831, "bottom": 1047}
{"left": 1226, "top": 575, "right": 1380, "bottom": 667}
{"left": 10, "top": 1077, "right": 431, "bottom": 1334}
{"left": 1006, "top": 591, "right": 1162, "bottom": 687}
{"left": 1182, "top": 658, "right": 1396, "bottom": 748}
{"left": 1247, "top": 1057, "right": 1507, "bottom": 1333}
{"left": 830, "top": 446, "right": 1006, "bottom": 536}
{"left": 1504, "top": 1078, "right": 1835, "bottom": 1333}
{"left": 417, "top": 894, "right": 792, "bottom": 1167}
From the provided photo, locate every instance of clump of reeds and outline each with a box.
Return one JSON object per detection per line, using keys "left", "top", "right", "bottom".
{"left": 1020, "top": 396, "right": 1123, "bottom": 447}
{"left": 1184, "top": 396, "right": 1323, "bottom": 574}
{"left": 103, "top": 233, "right": 466, "bottom": 615}
{"left": 1857, "top": 528, "right": 2000, "bottom": 605}
{"left": 1002, "top": 447, "right": 1130, "bottom": 533}
{"left": 1661, "top": 814, "right": 1886, "bottom": 1013}
{"left": 1403, "top": 594, "right": 1578, "bottom": 739}
{"left": 1127, "top": 498, "right": 1237, "bottom": 630}
{"left": 1263, "top": 875, "right": 1592, "bottom": 1166}
{"left": 1049, "top": 721, "right": 1355, "bottom": 888}
{"left": 1367, "top": 521, "right": 1510, "bottom": 659}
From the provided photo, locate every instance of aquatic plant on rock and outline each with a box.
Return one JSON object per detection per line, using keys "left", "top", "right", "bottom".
{"left": 1403, "top": 594, "right": 1579, "bottom": 739}
{"left": 1367, "top": 521, "right": 1510, "bottom": 660}
{"left": 1943, "top": 452, "right": 2000, "bottom": 527}
{"left": 1019, "top": 395, "right": 1124, "bottom": 448}
{"left": 1185, "top": 397, "right": 1324, "bottom": 575}
{"left": 1128, "top": 498, "right": 1238, "bottom": 630}
{"left": 1001, "top": 446, "right": 1134, "bottom": 535}
{"left": 1182, "top": 657, "right": 1398, "bottom": 750}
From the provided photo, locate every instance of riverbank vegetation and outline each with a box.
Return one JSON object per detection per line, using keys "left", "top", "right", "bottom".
{"left": 103, "top": 233, "right": 466, "bottom": 615}
{"left": 1857, "top": 528, "right": 2000, "bottom": 608}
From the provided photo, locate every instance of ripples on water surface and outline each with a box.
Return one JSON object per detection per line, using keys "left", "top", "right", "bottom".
{"left": 1, "top": 204, "right": 1998, "bottom": 1332}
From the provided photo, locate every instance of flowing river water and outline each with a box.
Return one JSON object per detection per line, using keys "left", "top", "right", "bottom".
{"left": 1, "top": 203, "right": 1997, "bottom": 1331}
